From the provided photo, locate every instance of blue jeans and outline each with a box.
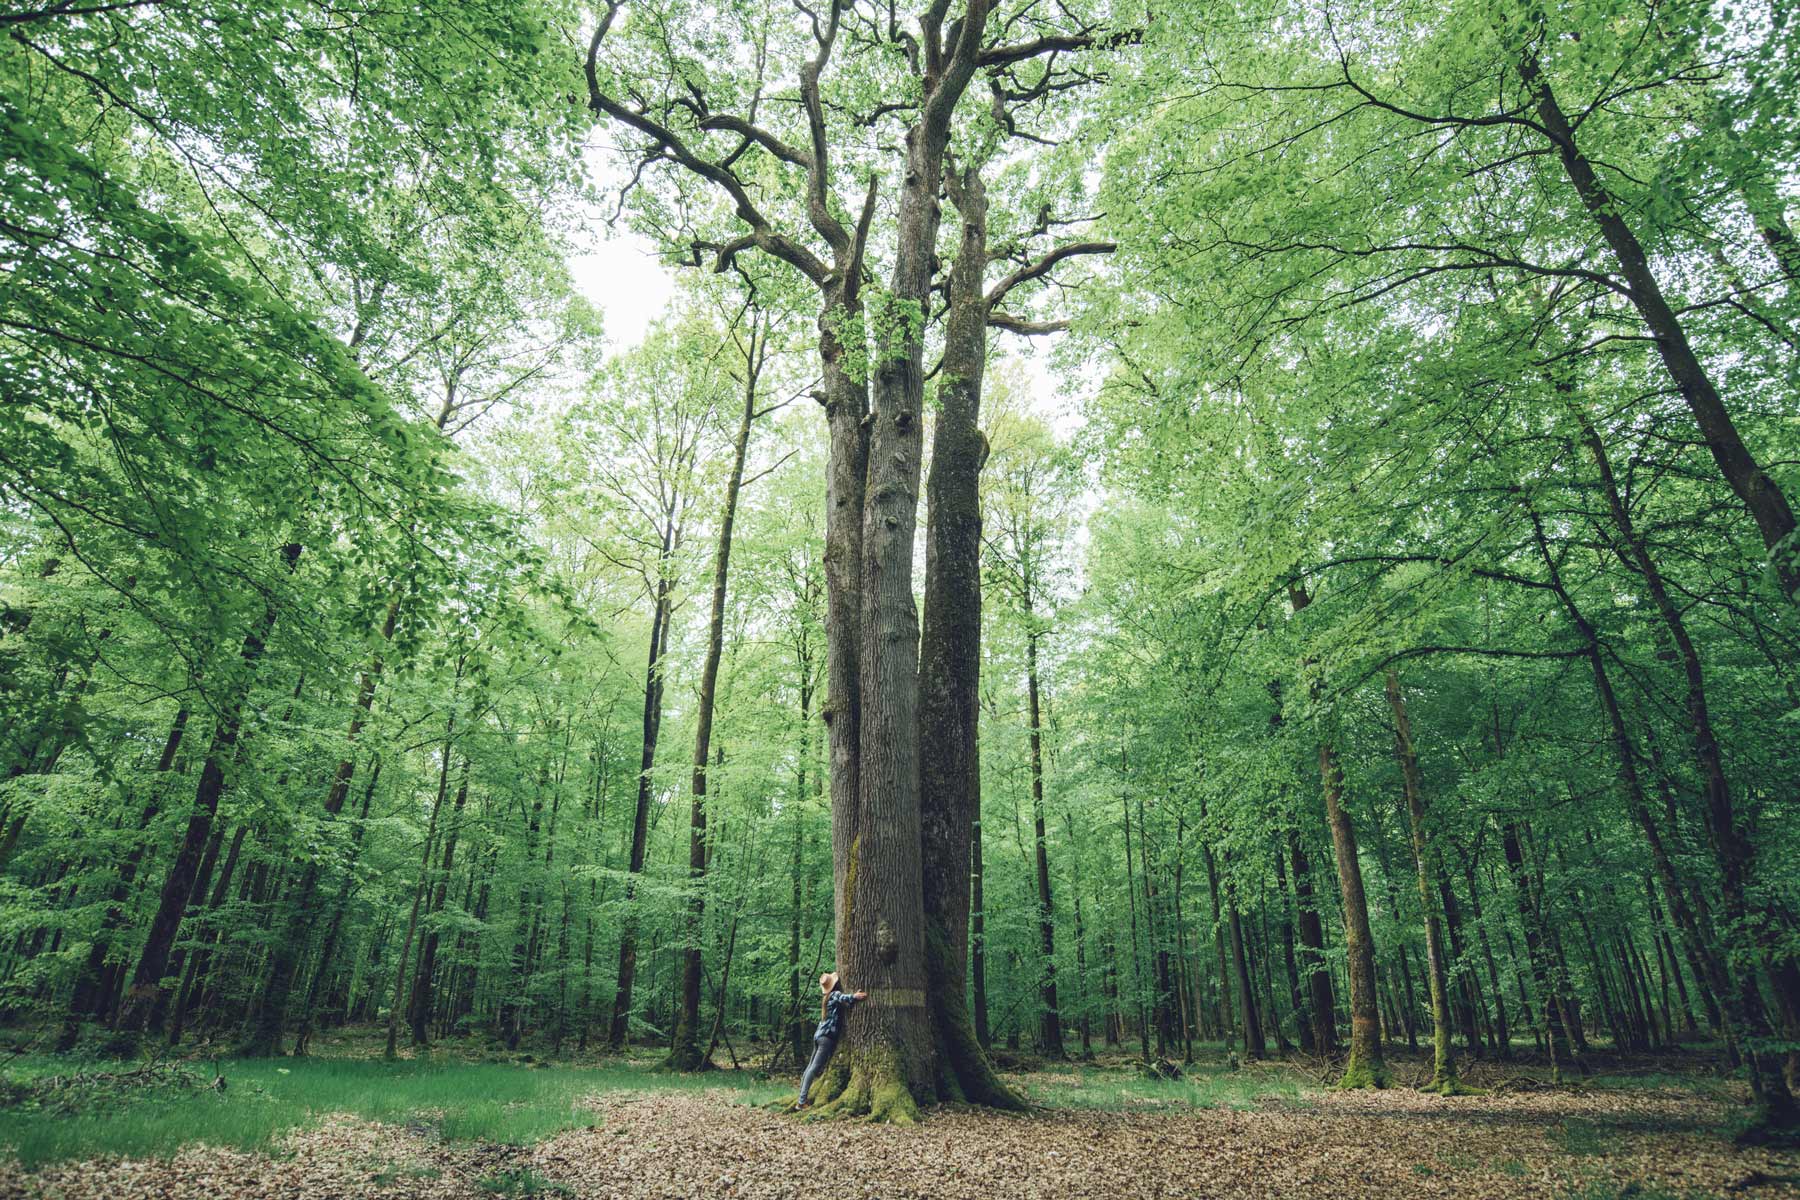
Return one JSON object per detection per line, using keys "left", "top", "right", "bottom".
{"left": 798, "top": 1034, "right": 838, "bottom": 1104}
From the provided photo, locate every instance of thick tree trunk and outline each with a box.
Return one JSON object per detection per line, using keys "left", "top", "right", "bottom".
{"left": 916, "top": 161, "right": 1020, "bottom": 1107}
{"left": 812, "top": 8, "right": 993, "bottom": 1122}
{"left": 817, "top": 278, "right": 871, "bottom": 1086}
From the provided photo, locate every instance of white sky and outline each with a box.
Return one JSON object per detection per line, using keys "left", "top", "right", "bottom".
{"left": 561, "top": 177, "right": 1075, "bottom": 433}
{"left": 566, "top": 225, "right": 677, "bottom": 350}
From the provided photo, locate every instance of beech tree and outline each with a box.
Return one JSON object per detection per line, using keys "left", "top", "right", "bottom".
{"left": 583, "top": 0, "right": 1130, "bottom": 1117}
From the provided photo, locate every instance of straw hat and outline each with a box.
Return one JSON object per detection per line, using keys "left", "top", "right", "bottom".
{"left": 819, "top": 971, "right": 839, "bottom": 994}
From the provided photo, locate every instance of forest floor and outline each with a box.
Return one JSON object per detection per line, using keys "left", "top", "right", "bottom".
{"left": 0, "top": 1033, "right": 1797, "bottom": 1199}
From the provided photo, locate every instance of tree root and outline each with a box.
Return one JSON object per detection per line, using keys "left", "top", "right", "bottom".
{"left": 1334, "top": 1054, "right": 1391, "bottom": 1090}
{"left": 801, "top": 1049, "right": 922, "bottom": 1124}
{"left": 1418, "top": 1076, "right": 1486, "bottom": 1096}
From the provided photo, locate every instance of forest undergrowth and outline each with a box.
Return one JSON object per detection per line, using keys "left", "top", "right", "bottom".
{"left": 1, "top": 1032, "right": 1796, "bottom": 1199}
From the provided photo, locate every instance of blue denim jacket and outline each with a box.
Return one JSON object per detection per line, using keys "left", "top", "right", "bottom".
{"left": 813, "top": 989, "right": 858, "bottom": 1040}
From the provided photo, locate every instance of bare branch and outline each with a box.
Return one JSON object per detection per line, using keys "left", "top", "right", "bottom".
{"left": 986, "top": 239, "right": 1114, "bottom": 307}
{"left": 987, "top": 312, "right": 1069, "bottom": 335}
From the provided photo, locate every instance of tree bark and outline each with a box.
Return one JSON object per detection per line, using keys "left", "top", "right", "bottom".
{"left": 1290, "top": 583, "right": 1383, "bottom": 1086}
{"left": 914, "top": 159, "right": 1021, "bottom": 1107}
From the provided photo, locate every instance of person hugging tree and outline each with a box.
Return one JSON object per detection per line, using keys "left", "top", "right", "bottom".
{"left": 794, "top": 972, "right": 867, "bottom": 1111}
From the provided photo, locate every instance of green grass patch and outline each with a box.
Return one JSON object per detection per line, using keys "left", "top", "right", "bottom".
{"left": 0, "top": 1053, "right": 788, "bottom": 1169}
{"left": 1011, "top": 1061, "right": 1312, "bottom": 1112}
{"left": 479, "top": 1167, "right": 573, "bottom": 1196}
{"left": 1547, "top": 1117, "right": 1608, "bottom": 1156}
{"left": 1556, "top": 1183, "right": 1685, "bottom": 1200}
{"left": 1580, "top": 1071, "right": 1726, "bottom": 1097}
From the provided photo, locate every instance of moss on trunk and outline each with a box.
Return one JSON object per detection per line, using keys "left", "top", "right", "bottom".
{"left": 1335, "top": 1050, "right": 1390, "bottom": 1091}
{"left": 804, "top": 1046, "right": 923, "bottom": 1124}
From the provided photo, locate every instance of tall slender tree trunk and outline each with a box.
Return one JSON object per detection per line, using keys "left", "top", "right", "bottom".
{"left": 165, "top": 823, "right": 248, "bottom": 1042}
{"left": 1291, "top": 584, "right": 1384, "bottom": 1086}
{"left": 1201, "top": 842, "right": 1234, "bottom": 1046}
{"left": 1436, "top": 875, "right": 1483, "bottom": 1057}
{"left": 1501, "top": 820, "right": 1574, "bottom": 1077}
{"left": 1519, "top": 45, "right": 1798, "bottom": 596}
{"left": 1023, "top": 626, "right": 1064, "bottom": 1060}
{"left": 669, "top": 315, "right": 765, "bottom": 1072}
{"left": 1464, "top": 855, "right": 1511, "bottom": 1058}
{"left": 1121, "top": 750, "right": 1150, "bottom": 1062}
{"left": 409, "top": 756, "right": 469, "bottom": 1046}
{"left": 788, "top": 714, "right": 809, "bottom": 1063}
{"left": 609, "top": 564, "right": 675, "bottom": 1050}
{"left": 117, "top": 544, "right": 300, "bottom": 1034}
{"left": 293, "top": 759, "right": 382, "bottom": 1055}
{"left": 243, "top": 596, "right": 400, "bottom": 1055}
{"left": 385, "top": 718, "right": 458, "bottom": 1059}
{"left": 65, "top": 706, "right": 189, "bottom": 1035}
{"left": 1385, "top": 670, "right": 1461, "bottom": 1093}
{"left": 972, "top": 790, "right": 991, "bottom": 1051}
{"left": 1319, "top": 737, "right": 1386, "bottom": 1087}
{"left": 1226, "top": 879, "right": 1265, "bottom": 1061}
{"left": 1290, "top": 833, "right": 1338, "bottom": 1054}
{"left": 1274, "top": 845, "right": 1312, "bottom": 1053}
{"left": 1526, "top": 495, "right": 1789, "bottom": 1121}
